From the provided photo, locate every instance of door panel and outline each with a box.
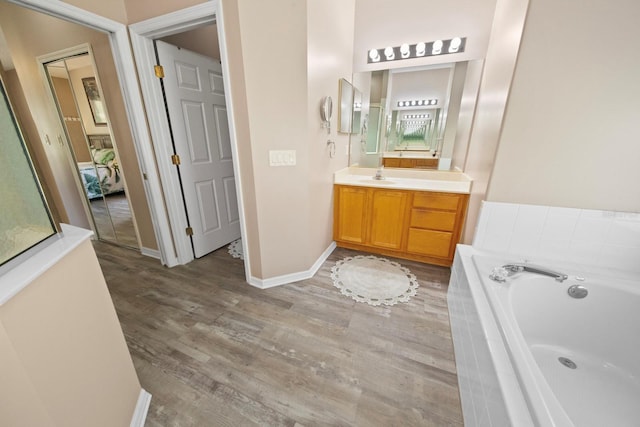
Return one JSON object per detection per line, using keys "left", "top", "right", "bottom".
{"left": 156, "top": 40, "right": 240, "bottom": 258}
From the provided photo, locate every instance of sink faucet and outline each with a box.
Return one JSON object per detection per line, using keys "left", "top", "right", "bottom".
{"left": 373, "top": 166, "right": 385, "bottom": 180}
{"left": 491, "top": 263, "right": 568, "bottom": 282}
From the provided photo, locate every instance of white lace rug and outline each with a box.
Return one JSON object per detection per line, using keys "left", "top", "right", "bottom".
{"left": 330, "top": 255, "right": 419, "bottom": 306}
{"left": 227, "top": 238, "right": 244, "bottom": 260}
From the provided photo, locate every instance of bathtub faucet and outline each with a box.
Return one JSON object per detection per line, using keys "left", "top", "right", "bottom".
{"left": 500, "top": 263, "right": 568, "bottom": 282}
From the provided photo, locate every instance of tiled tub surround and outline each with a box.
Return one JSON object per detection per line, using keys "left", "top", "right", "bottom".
{"left": 473, "top": 201, "right": 640, "bottom": 273}
{"left": 448, "top": 202, "right": 640, "bottom": 426}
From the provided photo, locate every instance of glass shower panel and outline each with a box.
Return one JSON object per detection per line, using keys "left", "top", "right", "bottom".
{"left": 0, "top": 79, "right": 56, "bottom": 267}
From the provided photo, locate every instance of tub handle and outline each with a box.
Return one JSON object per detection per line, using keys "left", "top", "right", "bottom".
{"left": 501, "top": 263, "right": 568, "bottom": 282}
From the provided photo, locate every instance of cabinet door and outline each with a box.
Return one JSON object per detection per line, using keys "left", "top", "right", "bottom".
{"left": 334, "top": 186, "right": 368, "bottom": 244}
{"left": 383, "top": 158, "right": 401, "bottom": 168}
{"left": 369, "top": 189, "right": 409, "bottom": 250}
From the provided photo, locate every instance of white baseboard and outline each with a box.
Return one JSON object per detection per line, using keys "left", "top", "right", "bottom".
{"left": 248, "top": 242, "right": 337, "bottom": 289}
{"left": 130, "top": 389, "right": 151, "bottom": 427}
{"left": 140, "top": 247, "right": 161, "bottom": 259}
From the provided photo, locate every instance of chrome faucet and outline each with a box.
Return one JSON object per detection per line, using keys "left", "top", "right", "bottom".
{"left": 373, "top": 166, "right": 385, "bottom": 180}
{"left": 491, "top": 263, "right": 568, "bottom": 282}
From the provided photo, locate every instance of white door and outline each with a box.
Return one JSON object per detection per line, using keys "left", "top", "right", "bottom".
{"left": 156, "top": 41, "right": 240, "bottom": 258}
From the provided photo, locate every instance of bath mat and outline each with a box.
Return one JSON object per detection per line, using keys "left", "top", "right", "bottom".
{"left": 330, "top": 255, "right": 419, "bottom": 306}
{"left": 227, "top": 238, "right": 244, "bottom": 260}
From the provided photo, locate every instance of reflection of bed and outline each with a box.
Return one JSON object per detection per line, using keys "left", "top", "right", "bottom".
{"left": 78, "top": 146, "right": 124, "bottom": 200}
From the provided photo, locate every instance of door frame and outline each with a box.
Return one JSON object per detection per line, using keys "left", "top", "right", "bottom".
{"left": 8, "top": 0, "right": 174, "bottom": 265}
{"left": 128, "top": 2, "right": 250, "bottom": 279}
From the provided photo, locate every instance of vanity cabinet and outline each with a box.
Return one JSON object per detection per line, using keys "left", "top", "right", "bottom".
{"left": 382, "top": 157, "right": 439, "bottom": 169}
{"left": 333, "top": 185, "right": 469, "bottom": 266}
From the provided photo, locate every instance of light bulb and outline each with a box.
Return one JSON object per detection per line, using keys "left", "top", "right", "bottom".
{"left": 369, "top": 49, "right": 380, "bottom": 62}
{"left": 384, "top": 46, "right": 395, "bottom": 60}
{"left": 411, "top": 100, "right": 416, "bottom": 106}
{"left": 400, "top": 43, "right": 410, "bottom": 58}
{"left": 416, "top": 42, "right": 426, "bottom": 56}
{"left": 432, "top": 40, "right": 443, "bottom": 55}
{"left": 449, "top": 37, "right": 462, "bottom": 53}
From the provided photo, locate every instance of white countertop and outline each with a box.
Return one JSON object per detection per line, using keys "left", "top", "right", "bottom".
{"left": 0, "top": 224, "right": 93, "bottom": 305}
{"left": 334, "top": 167, "right": 472, "bottom": 193}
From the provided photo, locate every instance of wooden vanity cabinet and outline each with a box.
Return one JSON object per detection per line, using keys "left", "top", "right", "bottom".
{"left": 333, "top": 185, "right": 469, "bottom": 266}
{"left": 382, "top": 157, "right": 439, "bottom": 169}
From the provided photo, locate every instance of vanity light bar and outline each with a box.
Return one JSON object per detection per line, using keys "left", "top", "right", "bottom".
{"left": 403, "top": 113, "right": 431, "bottom": 119}
{"left": 397, "top": 99, "right": 437, "bottom": 108}
{"left": 367, "top": 37, "right": 466, "bottom": 64}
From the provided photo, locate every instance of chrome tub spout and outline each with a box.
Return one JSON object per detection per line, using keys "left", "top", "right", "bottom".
{"left": 501, "top": 263, "right": 568, "bottom": 282}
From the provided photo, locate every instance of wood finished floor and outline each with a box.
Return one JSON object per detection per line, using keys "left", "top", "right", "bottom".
{"left": 95, "top": 242, "right": 463, "bottom": 427}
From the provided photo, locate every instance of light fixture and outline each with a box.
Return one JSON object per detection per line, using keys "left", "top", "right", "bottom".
{"left": 432, "top": 40, "right": 443, "bottom": 55}
{"left": 400, "top": 43, "right": 410, "bottom": 58}
{"left": 404, "top": 113, "right": 431, "bottom": 119}
{"left": 397, "top": 99, "right": 438, "bottom": 108}
{"left": 449, "top": 37, "right": 462, "bottom": 53}
{"left": 384, "top": 46, "right": 395, "bottom": 61}
{"left": 367, "top": 38, "right": 466, "bottom": 63}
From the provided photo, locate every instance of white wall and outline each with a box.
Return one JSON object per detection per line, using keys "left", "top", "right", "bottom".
{"left": 486, "top": 0, "right": 640, "bottom": 212}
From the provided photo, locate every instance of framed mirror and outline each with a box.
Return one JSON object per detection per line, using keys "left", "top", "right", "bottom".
{"left": 338, "top": 78, "right": 353, "bottom": 133}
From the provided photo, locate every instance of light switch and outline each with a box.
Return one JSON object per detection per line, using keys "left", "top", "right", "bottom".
{"left": 269, "top": 150, "right": 296, "bottom": 166}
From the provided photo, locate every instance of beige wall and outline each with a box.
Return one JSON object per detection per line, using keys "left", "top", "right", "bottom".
{"left": 235, "top": 0, "right": 310, "bottom": 278}
{"left": 0, "top": 239, "right": 141, "bottom": 426}
{"left": 486, "top": 0, "right": 640, "bottom": 212}
{"left": 460, "top": 0, "right": 530, "bottom": 243}
{"left": 62, "top": 0, "right": 127, "bottom": 23}
{"left": 218, "top": 0, "right": 354, "bottom": 279}
{"left": 0, "top": 2, "right": 158, "bottom": 250}
{"left": 307, "top": 0, "right": 356, "bottom": 265}
{"left": 160, "top": 25, "right": 220, "bottom": 60}
{"left": 218, "top": 0, "right": 263, "bottom": 277}
{"left": 124, "top": 0, "right": 206, "bottom": 24}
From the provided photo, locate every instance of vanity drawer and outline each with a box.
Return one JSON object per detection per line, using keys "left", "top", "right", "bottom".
{"left": 407, "top": 228, "right": 452, "bottom": 258}
{"left": 415, "top": 158, "right": 439, "bottom": 168}
{"left": 413, "top": 192, "right": 461, "bottom": 211}
{"left": 383, "top": 158, "right": 401, "bottom": 168}
{"left": 410, "top": 209, "right": 456, "bottom": 231}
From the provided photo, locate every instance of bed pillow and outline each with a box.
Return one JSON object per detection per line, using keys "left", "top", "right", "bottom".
{"left": 91, "top": 148, "right": 116, "bottom": 165}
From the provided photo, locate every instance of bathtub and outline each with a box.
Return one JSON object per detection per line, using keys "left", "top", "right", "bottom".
{"left": 448, "top": 245, "right": 640, "bottom": 426}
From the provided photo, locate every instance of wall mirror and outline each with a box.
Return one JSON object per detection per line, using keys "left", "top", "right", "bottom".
{"left": 338, "top": 78, "right": 354, "bottom": 133}
{"left": 348, "top": 60, "right": 482, "bottom": 171}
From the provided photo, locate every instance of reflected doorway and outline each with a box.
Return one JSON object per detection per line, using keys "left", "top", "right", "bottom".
{"left": 44, "top": 53, "right": 138, "bottom": 248}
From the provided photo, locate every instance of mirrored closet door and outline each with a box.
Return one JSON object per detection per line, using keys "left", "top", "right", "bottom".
{"left": 44, "top": 54, "right": 138, "bottom": 248}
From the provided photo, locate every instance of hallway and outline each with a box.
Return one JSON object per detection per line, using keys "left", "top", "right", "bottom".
{"left": 95, "top": 242, "right": 463, "bottom": 426}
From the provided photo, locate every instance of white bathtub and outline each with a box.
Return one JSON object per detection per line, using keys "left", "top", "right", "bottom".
{"left": 448, "top": 245, "right": 640, "bottom": 426}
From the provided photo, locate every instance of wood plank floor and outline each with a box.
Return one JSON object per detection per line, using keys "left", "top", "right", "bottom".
{"left": 94, "top": 242, "right": 463, "bottom": 427}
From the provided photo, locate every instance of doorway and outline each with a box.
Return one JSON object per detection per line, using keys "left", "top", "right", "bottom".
{"left": 42, "top": 51, "right": 139, "bottom": 248}
{"left": 129, "top": 3, "right": 250, "bottom": 278}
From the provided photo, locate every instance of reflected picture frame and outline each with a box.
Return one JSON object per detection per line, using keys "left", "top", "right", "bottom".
{"left": 81, "top": 77, "right": 107, "bottom": 126}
